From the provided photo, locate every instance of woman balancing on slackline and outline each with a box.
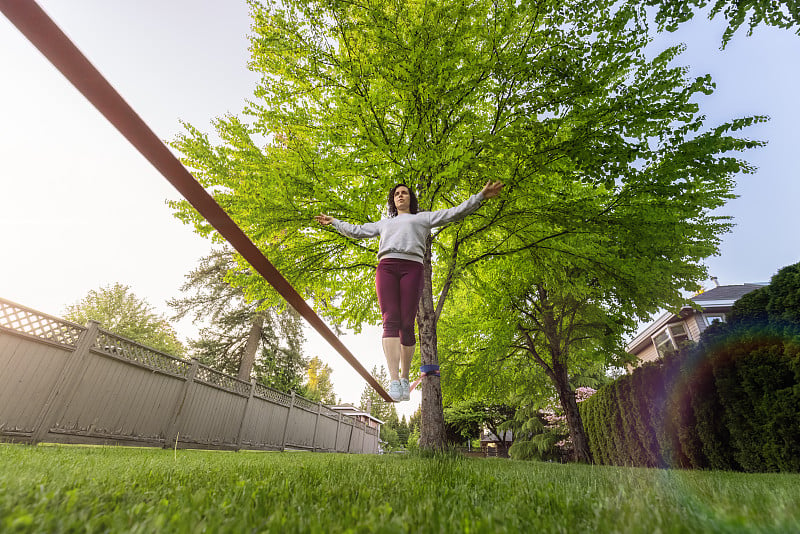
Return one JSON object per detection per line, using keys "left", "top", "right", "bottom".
{"left": 314, "top": 181, "right": 504, "bottom": 401}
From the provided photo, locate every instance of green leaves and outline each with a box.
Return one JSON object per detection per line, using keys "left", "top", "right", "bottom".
{"left": 63, "top": 283, "right": 185, "bottom": 357}
{"left": 645, "top": 0, "right": 800, "bottom": 48}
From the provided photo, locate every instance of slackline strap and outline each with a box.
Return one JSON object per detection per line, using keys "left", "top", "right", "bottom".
{"left": 0, "top": 0, "right": 393, "bottom": 402}
{"left": 409, "top": 364, "right": 440, "bottom": 393}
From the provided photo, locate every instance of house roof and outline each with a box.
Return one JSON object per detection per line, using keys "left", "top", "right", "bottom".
{"left": 481, "top": 430, "right": 513, "bottom": 442}
{"left": 625, "top": 282, "right": 766, "bottom": 354}
{"left": 328, "top": 404, "right": 385, "bottom": 425}
{"left": 691, "top": 283, "right": 766, "bottom": 304}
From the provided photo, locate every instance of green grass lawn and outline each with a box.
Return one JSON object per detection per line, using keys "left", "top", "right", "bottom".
{"left": 1, "top": 444, "right": 798, "bottom": 533}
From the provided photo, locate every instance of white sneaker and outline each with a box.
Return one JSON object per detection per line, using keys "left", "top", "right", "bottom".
{"left": 388, "top": 380, "right": 402, "bottom": 401}
{"left": 400, "top": 378, "right": 410, "bottom": 401}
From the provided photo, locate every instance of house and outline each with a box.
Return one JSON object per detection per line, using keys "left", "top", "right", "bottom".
{"left": 480, "top": 429, "right": 513, "bottom": 457}
{"left": 626, "top": 280, "right": 766, "bottom": 365}
{"left": 328, "top": 404, "right": 384, "bottom": 431}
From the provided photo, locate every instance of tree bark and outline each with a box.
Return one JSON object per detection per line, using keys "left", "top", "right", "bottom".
{"left": 238, "top": 312, "right": 265, "bottom": 381}
{"left": 418, "top": 236, "right": 447, "bottom": 450}
{"left": 552, "top": 361, "right": 592, "bottom": 463}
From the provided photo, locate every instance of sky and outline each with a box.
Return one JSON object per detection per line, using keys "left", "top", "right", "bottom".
{"left": 1, "top": 1, "right": 799, "bottom": 418}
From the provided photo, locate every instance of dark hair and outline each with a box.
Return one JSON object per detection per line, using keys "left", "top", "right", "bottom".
{"left": 387, "top": 183, "right": 419, "bottom": 217}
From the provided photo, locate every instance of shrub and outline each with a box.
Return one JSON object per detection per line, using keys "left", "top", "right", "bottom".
{"left": 728, "top": 286, "right": 770, "bottom": 327}
{"left": 767, "top": 262, "right": 800, "bottom": 328}
{"left": 580, "top": 261, "right": 800, "bottom": 472}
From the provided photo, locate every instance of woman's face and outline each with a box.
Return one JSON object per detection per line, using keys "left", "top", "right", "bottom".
{"left": 394, "top": 186, "right": 411, "bottom": 212}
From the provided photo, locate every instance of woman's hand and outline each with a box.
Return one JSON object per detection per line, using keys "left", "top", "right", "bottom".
{"left": 480, "top": 181, "right": 504, "bottom": 199}
{"left": 314, "top": 214, "right": 334, "bottom": 225}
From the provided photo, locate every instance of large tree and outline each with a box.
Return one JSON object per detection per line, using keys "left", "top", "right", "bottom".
{"left": 444, "top": 400, "right": 515, "bottom": 451}
{"left": 438, "top": 136, "right": 757, "bottom": 461}
{"left": 442, "top": 253, "right": 636, "bottom": 461}
{"left": 169, "top": 248, "right": 307, "bottom": 391}
{"left": 64, "top": 283, "right": 185, "bottom": 356}
{"left": 169, "top": 0, "right": 762, "bottom": 449}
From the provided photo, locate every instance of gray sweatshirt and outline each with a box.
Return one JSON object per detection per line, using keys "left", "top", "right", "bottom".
{"left": 331, "top": 192, "right": 485, "bottom": 263}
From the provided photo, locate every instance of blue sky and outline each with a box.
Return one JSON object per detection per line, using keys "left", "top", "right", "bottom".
{"left": 1, "top": 1, "right": 798, "bottom": 413}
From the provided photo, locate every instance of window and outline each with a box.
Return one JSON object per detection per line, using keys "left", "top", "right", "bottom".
{"left": 668, "top": 324, "right": 689, "bottom": 346}
{"left": 652, "top": 330, "right": 672, "bottom": 357}
{"left": 651, "top": 323, "right": 690, "bottom": 357}
{"left": 703, "top": 313, "right": 726, "bottom": 327}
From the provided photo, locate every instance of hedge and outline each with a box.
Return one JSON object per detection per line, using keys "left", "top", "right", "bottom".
{"left": 580, "top": 325, "right": 800, "bottom": 472}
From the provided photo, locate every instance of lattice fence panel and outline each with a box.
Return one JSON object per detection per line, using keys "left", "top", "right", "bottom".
{"left": 320, "top": 406, "right": 339, "bottom": 418}
{"left": 253, "top": 384, "right": 292, "bottom": 407}
{"left": 0, "top": 299, "right": 84, "bottom": 347}
{"left": 293, "top": 396, "right": 319, "bottom": 413}
{"left": 93, "top": 329, "right": 190, "bottom": 377}
{"left": 195, "top": 365, "right": 251, "bottom": 396}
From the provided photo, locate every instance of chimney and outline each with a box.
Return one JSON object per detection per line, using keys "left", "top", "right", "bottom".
{"left": 710, "top": 276, "right": 719, "bottom": 287}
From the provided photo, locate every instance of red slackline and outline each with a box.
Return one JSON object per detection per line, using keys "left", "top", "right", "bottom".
{"left": 0, "top": 0, "right": 394, "bottom": 402}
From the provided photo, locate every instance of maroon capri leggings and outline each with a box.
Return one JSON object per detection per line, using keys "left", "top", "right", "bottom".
{"left": 375, "top": 259, "right": 424, "bottom": 346}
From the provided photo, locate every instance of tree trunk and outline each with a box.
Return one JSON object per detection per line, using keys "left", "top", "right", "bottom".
{"left": 238, "top": 312, "right": 265, "bottom": 381}
{"left": 553, "top": 361, "right": 592, "bottom": 463}
{"left": 417, "top": 237, "right": 447, "bottom": 450}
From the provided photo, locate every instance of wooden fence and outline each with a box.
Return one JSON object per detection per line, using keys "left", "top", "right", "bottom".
{"left": 0, "top": 297, "right": 379, "bottom": 453}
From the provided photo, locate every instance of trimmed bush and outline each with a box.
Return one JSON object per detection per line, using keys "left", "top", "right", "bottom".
{"left": 581, "top": 325, "right": 800, "bottom": 472}
{"left": 580, "top": 262, "right": 800, "bottom": 472}
{"left": 767, "top": 263, "right": 800, "bottom": 327}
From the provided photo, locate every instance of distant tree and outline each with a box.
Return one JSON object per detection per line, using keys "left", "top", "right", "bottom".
{"left": 504, "top": 387, "right": 597, "bottom": 461}
{"left": 381, "top": 425, "right": 401, "bottom": 450}
{"left": 500, "top": 400, "right": 551, "bottom": 461}
{"left": 64, "top": 283, "right": 184, "bottom": 356}
{"left": 408, "top": 407, "right": 422, "bottom": 435}
{"left": 396, "top": 416, "right": 411, "bottom": 446}
{"left": 359, "top": 365, "right": 398, "bottom": 423}
{"left": 646, "top": 0, "right": 800, "bottom": 47}
{"left": 443, "top": 401, "right": 484, "bottom": 443}
{"left": 304, "top": 356, "right": 337, "bottom": 404}
{"left": 169, "top": 248, "right": 307, "bottom": 391}
{"left": 444, "top": 400, "right": 515, "bottom": 450}
{"left": 406, "top": 426, "right": 421, "bottom": 453}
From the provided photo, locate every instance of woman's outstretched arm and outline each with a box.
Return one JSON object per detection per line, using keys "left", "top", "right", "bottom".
{"left": 315, "top": 214, "right": 381, "bottom": 239}
{"left": 480, "top": 181, "right": 504, "bottom": 199}
{"left": 426, "top": 181, "right": 504, "bottom": 228}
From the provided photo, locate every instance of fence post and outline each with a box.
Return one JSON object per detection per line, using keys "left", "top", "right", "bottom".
{"left": 235, "top": 379, "right": 257, "bottom": 451}
{"left": 347, "top": 419, "right": 353, "bottom": 454}
{"left": 31, "top": 320, "right": 100, "bottom": 443}
{"left": 334, "top": 413, "right": 342, "bottom": 453}
{"left": 164, "top": 358, "right": 199, "bottom": 448}
{"left": 281, "top": 391, "right": 295, "bottom": 451}
{"left": 310, "top": 403, "right": 322, "bottom": 452}
{"left": 361, "top": 423, "right": 366, "bottom": 454}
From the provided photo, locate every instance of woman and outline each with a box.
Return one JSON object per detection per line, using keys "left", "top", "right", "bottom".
{"left": 315, "top": 181, "right": 504, "bottom": 401}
